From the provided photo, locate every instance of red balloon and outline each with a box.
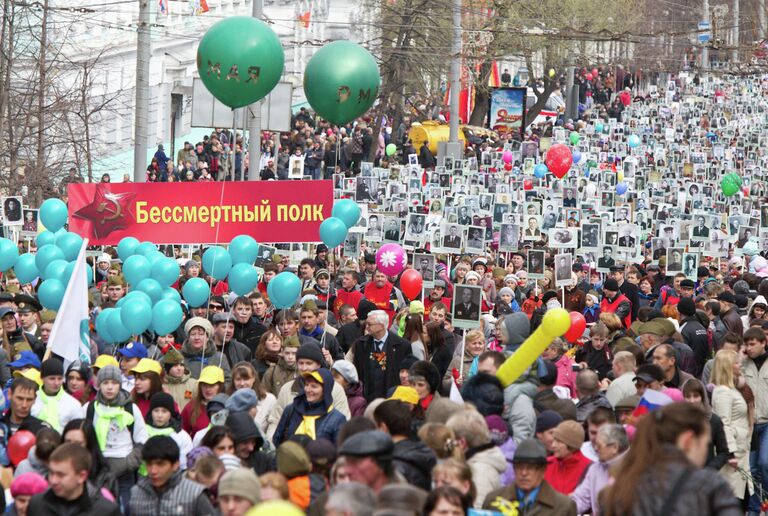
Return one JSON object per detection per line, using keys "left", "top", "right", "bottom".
{"left": 523, "top": 179, "right": 533, "bottom": 190}
{"left": 400, "top": 269, "right": 423, "bottom": 301}
{"left": 545, "top": 144, "right": 573, "bottom": 179}
{"left": 586, "top": 73, "right": 593, "bottom": 81}
{"left": 591, "top": 68, "right": 598, "bottom": 76}
{"left": 564, "top": 311, "right": 587, "bottom": 343}
{"left": 8, "top": 430, "right": 35, "bottom": 466}
{"left": 504, "top": 163, "right": 513, "bottom": 171}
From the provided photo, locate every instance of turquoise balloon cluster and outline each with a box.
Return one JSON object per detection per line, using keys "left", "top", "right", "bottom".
{"left": 319, "top": 199, "right": 360, "bottom": 248}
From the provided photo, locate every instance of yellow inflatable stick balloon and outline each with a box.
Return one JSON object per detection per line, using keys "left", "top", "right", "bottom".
{"left": 496, "top": 308, "right": 571, "bottom": 387}
{"left": 246, "top": 500, "right": 305, "bottom": 516}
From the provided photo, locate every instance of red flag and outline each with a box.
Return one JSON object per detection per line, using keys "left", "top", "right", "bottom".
{"left": 298, "top": 11, "right": 311, "bottom": 28}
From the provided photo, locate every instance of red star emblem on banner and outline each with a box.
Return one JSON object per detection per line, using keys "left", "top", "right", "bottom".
{"left": 72, "top": 185, "right": 136, "bottom": 239}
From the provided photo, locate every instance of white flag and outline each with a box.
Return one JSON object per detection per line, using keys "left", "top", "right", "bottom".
{"left": 449, "top": 378, "right": 464, "bottom": 404}
{"left": 49, "top": 239, "right": 91, "bottom": 364}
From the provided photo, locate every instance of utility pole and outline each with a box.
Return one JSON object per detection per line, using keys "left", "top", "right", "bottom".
{"left": 702, "top": 0, "right": 710, "bottom": 70}
{"left": 248, "top": 0, "right": 263, "bottom": 180}
{"left": 133, "top": 0, "right": 151, "bottom": 182}
{"left": 732, "top": 0, "right": 740, "bottom": 63}
{"left": 565, "top": 56, "right": 576, "bottom": 121}
{"left": 448, "top": 0, "right": 460, "bottom": 144}
{"left": 36, "top": 0, "right": 48, "bottom": 188}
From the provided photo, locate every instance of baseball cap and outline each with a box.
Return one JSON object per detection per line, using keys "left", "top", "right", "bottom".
{"left": 8, "top": 351, "right": 41, "bottom": 370}
{"left": 199, "top": 366, "right": 225, "bottom": 385}
{"left": 93, "top": 354, "right": 119, "bottom": 370}
{"left": 117, "top": 342, "right": 148, "bottom": 359}
{"left": 130, "top": 358, "right": 162, "bottom": 376}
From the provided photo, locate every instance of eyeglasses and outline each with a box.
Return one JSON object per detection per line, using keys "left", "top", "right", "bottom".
{"left": 208, "top": 304, "right": 224, "bottom": 310}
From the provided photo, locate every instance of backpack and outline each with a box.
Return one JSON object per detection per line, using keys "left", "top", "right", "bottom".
{"left": 86, "top": 401, "right": 136, "bottom": 437}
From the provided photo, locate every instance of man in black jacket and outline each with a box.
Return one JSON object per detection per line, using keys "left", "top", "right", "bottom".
{"left": 676, "top": 298, "right": 710, "bottom": 378}
{"left": 336, "top": 300, "right": 377, "bottom": 354}
{"left": 227, "top": 412, "right": 273, "bottom": 475}
{"left": 29, "top": 443, "right": 121, "bottom": 515}
{"left": 351, "top": 310, "right": 413, "bottom": 401}
{"left": 231, "top": 296, "right": 267, "bottom": 354}
{"left": 611, "top": 265, "right": 639, "bottom": 322}
{"left": 212, "top": 312, "right": 252, "bottom": 369}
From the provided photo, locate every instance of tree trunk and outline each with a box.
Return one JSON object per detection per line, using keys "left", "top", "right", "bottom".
{"left": 525, "top": 80, "right": 557, "bottom": 127}
{"left": 468, "top": 60, "right": 492, "bottom": 126}
{"left": 35, "top": 0, "right": 48, "bottom": 181}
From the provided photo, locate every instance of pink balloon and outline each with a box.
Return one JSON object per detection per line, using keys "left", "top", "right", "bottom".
{"left": 586, "top": 73, "right": 593, "bottom": 81}
{"left": 376, "top": 243, "right": 407, "bottom": 276}
{"left": 502, "top": 150, "right": 513, "bottom": 164}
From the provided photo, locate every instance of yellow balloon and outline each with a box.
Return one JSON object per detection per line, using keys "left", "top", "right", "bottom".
{"left": 246, "top": 501, "right": 304, "bottom": 516}
{"left": 548, "top": 68, "right": 556, "bottom": 78}
{"left": 617, "top": 170, "right": 625, "bottom": 182}
{"left": 496, "top": 308, "right": 571, "bottom": 387}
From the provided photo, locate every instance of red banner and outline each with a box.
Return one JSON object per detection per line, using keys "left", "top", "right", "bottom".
{"left": 67, "top": 181, "right": 333, "bottom": 245}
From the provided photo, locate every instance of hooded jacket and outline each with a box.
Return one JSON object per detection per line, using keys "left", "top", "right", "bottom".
{"left": 344, "top": 381, "right": 368, "bottom": 417}
{"left": 501, "top": 312, "right": 530, "bottom": 352}
{"left": 679, "top": 313, "right": 709, "bottom": 378}
{"left": 392, "top": 438, "right": 437, "bottom": 491}
{"left": 262, "top": 357, "right": 298, "bottom": 397}
{"left": 163, "top": 369, "right": 198, "bottom": 411}
{"left": 466, "top": 443, "right": 508, "bottom": 508}
{"left": 272, "top": 368, "right": 346, "bottom": 446}
{"left": 181, "top": 338, "right": 231, "bottom": 383}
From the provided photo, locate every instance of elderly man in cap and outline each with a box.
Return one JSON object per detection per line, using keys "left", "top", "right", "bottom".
{"left": 599, "top": 278, "right": 632, "bottom": 329}
{"left": 424, "top": 279, "right": 452, "bottom": 317}
{"left": 637, "top": 318, "right": 697, "bottom": 374}
{"left": 633, "top": 363, "right": 665, "bottom": 397}
{"left": 338, "top": 430, "right": 399, "bottom": 494}
{"left": 14, "top": 294, "right": 42, "bottom": 339}
{"left": 718, "top": 291, "right": 744, "bottom": 336}
{"left": 483, "top": 438, "right": 576, "bottom": 515}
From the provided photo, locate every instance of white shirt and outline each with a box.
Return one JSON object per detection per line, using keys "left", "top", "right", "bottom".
{"left": 31, "top": 389, "right": 84, "bottom": 432}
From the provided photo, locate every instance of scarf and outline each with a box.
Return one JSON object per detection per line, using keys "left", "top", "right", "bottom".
{"left": 138, "top": 426, "right": 175, "bottom": 475}
{"left": 300, "top": 326, "right": 324, "bottom": 340}
{"left": 584, "top": 305, "right": 598, "bottom": 317}
{"left": 37, "top": 388, "right": 64, "bottom": 431}
{"left": 93, "top": 391, "right": 134, "bottom": 451}
{"left": 468, "top": 355, "right": 480, "bottom": 378}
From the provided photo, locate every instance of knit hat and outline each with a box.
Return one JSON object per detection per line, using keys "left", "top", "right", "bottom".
{"left": 184, "top": 316, "right": 214, "bottom": 338}
{"left": 535, "top": 410, "right": 563, "bottom": 433}
{"left": 409, "top": 360, "right": 440, "bottom": 394}
{"left": 677, "top": 297, "right": 696, "bottom": 317}
{"left": 96, "top": 365, "right": 121, "bottom": 385}
{"left": 504, "top": 274, "right": 519, "bottom": 284}
{"left": 501, "top": 312, "right": 530, "bottom": 349}
{"left": 485, "top": 415, "right": 509, "bottom": 446}
{"left": 331, "top": 360, "right": 359, "bottom": 384}
{"left": 553, "top": 420, "right": 586, "bottom": 450}
{"left": 498, "top": 287, "right": 515, "bottom": 298}
{"left": 149, "top": 392, "right": 178, "bottom": 417}
{"left": 186, "top": 446, "right": 214, "bottom": 470}
{"left": 398, "top": 355, "right": 419, "bottom": 372}
{"left": 603, "top": 278, "right": 619, "bottom": 291}
{"left": 465, "top": 271, "right": 481, "bottom": 283}
{"left": 277, "top": 441, "right": 312, "bottom": 478}
{"left": 226, "top": 388, "right": 258, "bottom": 413}
{"left": 296, "top": 344, "right": 324, "bottom": 366}
{"left": 218, "top": 468, "right": 261, "bottom": 504}
{"left": 10, "top": 472, "right": 48, "bottom": 497}
{"left": 460, "top": 373, "right": 504, "bottom": 416}
{"left": 218, "top": 453, "right": 243, "bottom": 471}
{"left": 66, "top": 360, "right": 92, "bottom": 383}
{"left": 40, "top": 358, "right": 63, "bottom": 378}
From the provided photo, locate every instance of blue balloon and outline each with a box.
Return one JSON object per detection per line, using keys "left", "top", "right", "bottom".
{"left": 616, "top": 182, "right": 628, "bottom": 195}
{"left": 120, "top": 298, "right": 153, "bottom": 334}
{"left": 319, "top": 217, "right": 348, "bottom": 248}
{"left": 202, "top": 246, "right": 232, "bottom": 281}
{"left": 572, "top": 150, "right": 582, "bottom": 164}
{"left": 55, "top": 232, "right": 83, "bottom": 261}
{"left": 38, "top": 279, "right": 65, "bottom": 310}
{"left": 36, "top": 231, "right": 56, "bottom": 248}
{"left": 145, "top": 251, "right": 165, "bottom": 266}
{"left": 123, "top": 255, "right": 152, "bottom": 286}
{"left": 229, "top": 263, "right": 259, "bottom": 296}
{"left": 107, "top": 308, "right": 132, "bottom": 342}
{"left": 136, "top": 242, "right": 157, "bottom": 256}
{"left": 35, "top": 245, "right": 65, "bottom": 275}
{"left": 95, "top": 308, "right": 115, "bottom": 343}
{"left": 152, "top": 257, "right": 180, "bottom": 287}
{"left": 628, "top": 134, "right": 641, "bottom": 148}
{"left": 160, "top": 287, "right": 181, "bottom": 304}
{"left": 0, "top": 238, "right": 18, "bottom": 271}
{"left": 14, "top": 253, "right": 39, "bottom": 284}
{"left": 267, "top": 272, "right": 301, "bottom": 309}
{"left": 534, "top": 164, "right": 548, "bottom": 179}
{"left": 63, "top": 261, "right": 77, "bottom": 285}
{"left": 123, "top": 290, "right": 153, "bottom": 307}
{"left": 229, "top": 235, "right": 259, "bottom": 265}
{"left": 117, "top": 237, "right": 140, "bottom": 261}
{"left": 331, "top": 199, "right": 361, "bottom": 229}
{"left": 40, "top": 198, "right": 68, "bottom": 232}
{"left": 152, "top": 299, "right": 184, "bottom": 336}
{"left": 44, "top": 259, "right": 69, "bottom": 282}
{"left": 182, "top": 277, "right": 210, "bottom": 308}
{"left": 136, "top": 278, "right": 163, "bottom": 304}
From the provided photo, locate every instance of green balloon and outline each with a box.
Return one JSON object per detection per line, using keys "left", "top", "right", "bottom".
{"left": 303, "top": 41, "right": 381, "bottom": 125}
{"left": 386, "top": 143, "right": 397, "bottom": 156}
{"left": 721, "top": 175, "right": 739, "bottom": 197}
{"left": 197, "top": 17, "right": 284, "bottom": 109}
{"left": 569, "top": 131, "right": 580, "bottom": 145}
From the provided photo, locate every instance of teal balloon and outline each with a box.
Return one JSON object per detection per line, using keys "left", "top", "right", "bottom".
{"left": 96, "top": 308, "right": 115, "bottom": 343}
{"left": 197, "top": 16, "right": 284, "bottom": 108}
{"left": 182, "top": 277, "right": 210, "bottom": 308}
{"left": 55, "top": 232, "right": 83, "bottom": 261}
{"left": 229, "top": 263, "right": 259, "bottom": 296}
{"left": 124, "top": 290, "right": 153, "bottom": 307}
{"left": 136, "top": 242, "right": 157, "bottom": 256}
{"left": 107, "top": 308, "right": 132, "bottom": 342}
{"left": 40, "top": 198, "right": 68, "bottom": 232}
{"left": 120, "top": 299, "right": 153, "bottom": 334}
{"left": 331, "top": 199, "right": 361, "bottom": 229}
{"left": 123, "top": 255, "right": 152, "bottom": 286}
{"left": 628, "top": 134, "right": 641, "bottom": 148}
{"left": 44, "top": 259, "right": 69, "bottom": 282}
{"left": 267, "top": 272, "right": 301, "bottom": 309}
{"left": 0, "top": 238, "right": 18, "bottom": 271}
{"left": 303, "top": 41, "right": 380, "bottom": 125}
{"left": 229, "top": 235, "right": 259, "bottom": 265}
{"left": 152, "top": 299, "right": 184, "bottom": 336}
{"left": 117, "top": 237, "right": 140, "bottom": 260}
{"left": 136, "top": 278, "right": 163, "bottom": 304}
{"left": 35, "top": 245, "right": 64, "bottom": 275}
{"left": 14, "top": 253, "right": 38, "bottom": 284}
{"left": 63, "top": 261, "right": 76, "bottom": 284}
{"left": 534, "top": 163, "right": 548, "bottom": 178}
{"left": 319, "top": 217, "right": 348, "bottom": 248}
{"left": 152, "top": 258, "right": 180, "bottom": 287}
{"left": 161, "top": 287, "right": 181, "bottom": 304}
{"left": 36, "top": 231, "right": 56, "bottom": 248}
{"left": 38, "top": 279, "right": 65, "bottom": 310}
{"left": 595, "top": 122, "right": 604, "bottom": 133}
{"left": 202, "top": 246, "right": 232, "bottom": 280}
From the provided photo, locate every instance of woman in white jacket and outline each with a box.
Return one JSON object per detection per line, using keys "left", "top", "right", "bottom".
{"left": 711, "top": 349, "right": 753, "bottom": 502}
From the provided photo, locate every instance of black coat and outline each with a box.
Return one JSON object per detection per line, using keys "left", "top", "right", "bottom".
{"left": 28, "top": 487, "right": 121, "bottom": 516}
{"left": 619, "top": 280, "right": 639, "bottom": 321}
{"left": 352, "top": 332, "right": 413, "bottom": 402}
{"left": 232, "top": 318, "right": 267, "bottom": 355}
{"left": 679, "top": 315, "right": 709, "bottom": 378}
{"left": 336, "top": 320, "right": 364, "bottom": 354}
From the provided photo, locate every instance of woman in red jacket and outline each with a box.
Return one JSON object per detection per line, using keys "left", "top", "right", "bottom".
{"left": 544, "top": 420, "right": 593, "bottom": 494}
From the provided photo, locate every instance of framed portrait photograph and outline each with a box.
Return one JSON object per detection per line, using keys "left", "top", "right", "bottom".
{"left": 413, "top": 253, "right": 435, "bottom": 288}
{"left": 452, "top": 284, "right": 482, "bottom": 329}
